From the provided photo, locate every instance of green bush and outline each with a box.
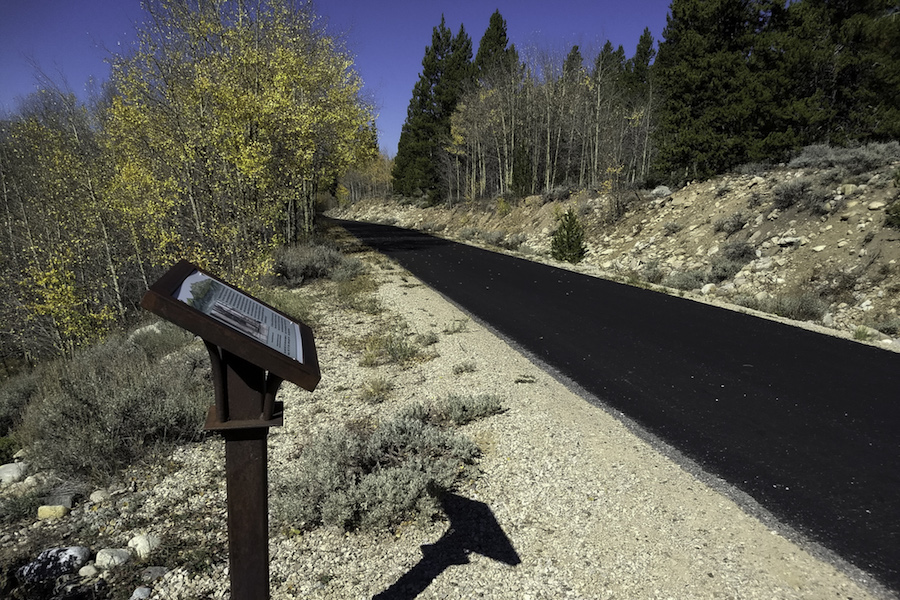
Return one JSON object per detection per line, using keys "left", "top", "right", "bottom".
{"left": 886, "top": 201, "right": 900, "bottom": 229}
{"left": 550, "top": 208, "right": 587, "bottom": 264}
{"left": 789, "top": 142, "right": 900, "bottom": 174}
{"left": 399, "top": 394, "right": 504, "bottom": 427}
{"left": 15, "top": 334, "right": 209, "bottom": 482}
{"left": 271, "top": 242, "right": 364, "bottom": 287}
{"left": 713, "top": 212, "right": 747, "bottom": 235}
{"left": 272, "top": 417, "right": 481, "bottom": 531}
{"left": 773, "top": 178, "right": 813, "bottom": 210}
{"left": 662, "top": 269, "right": 706, "bottom": 291}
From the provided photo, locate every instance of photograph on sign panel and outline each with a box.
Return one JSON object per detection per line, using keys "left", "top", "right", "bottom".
{"left": 175, "top": 271, "right": 304, "bottom": 362}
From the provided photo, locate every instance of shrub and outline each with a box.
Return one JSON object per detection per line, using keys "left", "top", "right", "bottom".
{"left": 642, "top": 260, "right": 666, "bottom": 284}
{"left": 271, "top": 242, "right": 364, "bottom": 287}
{"left": 0, "top": 369, "right": 40, "bottom": 437}
{"left": 872, "top": 317, "right": 900, "bottom": 336}
{"left": 15, "top": 335, "right": 209, "bottom": 481}
{"left": 708, "top": 258, "right": 745, "bottom": 283}
{"left": 360, "top": 378, "right": 394, "bottom": 404}
{"left": 400, "top": 394, "right": 504, "bottom": 427}
{"left": 360, "top": 331, "right": 420, "bottom": 367}
{"left": 458, "top": 227, "right": 479, "bottom": 240}
{"left": 662, "top": 269, "right": 706, "bottom": 291}
{"left": 713, "top": 212, "right": 747, "bottom": 236}
{"left": 886, "top": 201, "right": 900, "bottom": 229}
{"left": 663, "top": 221, "right": 683, "bottom": 236}
{"left": 502, "top": 232, "right": 528, "bottom": 250}
{"left": 773, "top": 178, "right": 813, "bottom": 210}
{"left": 739, "top": 293, "right": 828, "bottom": 321}
{"left": 272, "top": 416, "right": 481, "bottom": 531}
{"left": 452, "top": 361, "right": 477, "bottom": 375}
{"left": 720, "top": 241, "right": 757, "bottom": 263}
{"left": 550, "top": 208, "right": 587, "bottom": 264}
{"left": 788, "top": 142, "right": 900, "bottom": 175}
{"left": 478, "top": 230, "right": 506, "bottom": 247}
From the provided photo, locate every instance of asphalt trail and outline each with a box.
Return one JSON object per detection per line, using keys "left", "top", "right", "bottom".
{"left": 336, "top": 219, "right": 900, "bottom": 592}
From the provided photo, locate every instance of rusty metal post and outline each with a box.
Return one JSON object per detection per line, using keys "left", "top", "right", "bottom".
{"left": 208, "top": 349, "right": 282, "bottom": 600}
{"left": 224, "top": 428, "right": 269, "bottom": 600}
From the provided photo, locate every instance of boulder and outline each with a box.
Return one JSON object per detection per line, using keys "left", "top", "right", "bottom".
{"left": 128, "top": 534, "right": 161, "bottom": 560}
{"left": 0, "top": 462, "right": 27, "bottom": 485}
{"left": 651, "top": 185, "right": 672, "bottom": 198}
{"left": 37, "top": 505, "right": 70, "bottom": 520}
{"left": 95, "top": 549, "right": 131, "bottom": 569}
{"left": 867, "top": 200, "right": 886, "bottom": 211}
{"left": 17, "top": 547, "right": 90, "bottom": 584}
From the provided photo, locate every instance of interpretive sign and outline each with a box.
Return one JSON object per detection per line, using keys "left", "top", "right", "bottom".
{"left": 142, "top": 259, "right": 322, "bottom": 600}
{"left": 141, "top": 259, "right": 320, "bottom": 393}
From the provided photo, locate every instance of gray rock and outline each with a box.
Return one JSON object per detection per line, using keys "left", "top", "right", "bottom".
{"left": 130, "top": 586, "right": 152, "bottom": 600}
{"left": 79, "top": 563, "right": 99, "bottom": 578}
{"left": 89, "top": 489, "right": 111, "bottom": 504}
{"left": 141, "top": 566, "right": 169, "bottom": 583}
{"left": 701, "top": 283, "right": 717, "bottom": 295}
{"left": 651, "top": 185, "right": 672, "bottom": 198}
{"left": 96, "top": 548, "right": 131, "bottom": 569}
{"left": 128, "top": 534, "right": 161, "bottom": 560}
{"left": 17, "top": 546, "right": 91, "bottom": 583}
{"left": 0, "top": 462, "right": 27, "bottom": 485}
{"left": 867, "top": 200, "right": 887, "bottom": 210}
{"left": 822, "top": 313, "right": 835, "bottom": 327}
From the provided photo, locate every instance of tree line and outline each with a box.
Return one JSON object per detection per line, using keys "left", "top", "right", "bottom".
{"left": 0, "top": 0, "right": 375, "bottom": 366}
{"left": 392, "top": 1, "right": 900, "bottom": 203}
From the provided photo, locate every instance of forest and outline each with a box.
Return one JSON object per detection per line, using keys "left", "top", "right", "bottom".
{"left": 1, "top": 0, "right": 898, "bottom": 367}
{"left": 0, "top": 0, "right": 375, "bottom": 365}
{"left": 392, "top": 0, "right": 899, "bottom": 203}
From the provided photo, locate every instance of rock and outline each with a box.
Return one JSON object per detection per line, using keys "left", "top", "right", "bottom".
{"left": 755, "top": 291, "right": 769, "bottom": 302}
{"left": 95, "top": 548, "right": 131, "bottom": 569}
{"left": 128, "top": 534, "right": 161, "bottom": 560}
{"left": 89, "top": 490, "right": 111, "bottom": 504}
{"left": 823, "top": 313, "right": 835, "bottom": 327}
{"left": 812, "top": 245, "right": 826, "bottom": 252}
{"left": 773, "top": 236, "right": 802, "bottom": 247}
{"left": 79, "top": 564, "right": 99, "bottom": 578}
{"left": 859, "top": 299, "right": 874, "bottom": 311}
{"left": 44, "top": 493, "right": 75, "bottom": 509}
{"left": 701, "top": 283, "right": 717, "bottom": 295}
{"left": 839, "top": 183, "right": 859, "bottom": 196}
{"left": 840, "top": 211, "right": 858, "bottom": 221}
{"left": 0, "top": 462, "right": 27, "bottom": 485}
{"left": 37, "top": 505, "right": 70, "bottom": 520}
{"left": 651, "top": 185, "right": 672, "bottom": 198}
{"left": 867, "top": 200, "right": 886, "bottom": 210}
{"left": 17, "top": 546, "right": 91, "bottom": 583}
{"left": 141, "top": 566, "right": 169, "bottom": 583}
{"left": 130, "top": 586, "right": 152, "bottom": 600}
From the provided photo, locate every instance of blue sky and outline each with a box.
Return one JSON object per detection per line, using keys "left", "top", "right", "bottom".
{"left": 0, "top": 0, "right": 671, "bottom": 156}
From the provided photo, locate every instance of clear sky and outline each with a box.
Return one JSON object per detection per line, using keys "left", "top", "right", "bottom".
{"left": 0, "top": 0, "right": 671, "bottom": 156}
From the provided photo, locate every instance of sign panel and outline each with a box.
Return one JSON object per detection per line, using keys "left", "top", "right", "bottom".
{"left": 175, "top": 271, "right": 304, "bottom": 363}
{"left": 141, "top": 260, "right": 320, "bottom": 392}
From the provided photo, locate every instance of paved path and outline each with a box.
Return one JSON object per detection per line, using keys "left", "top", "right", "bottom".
{"left": 337, "top": 219, "right": 900, "bottom": 592}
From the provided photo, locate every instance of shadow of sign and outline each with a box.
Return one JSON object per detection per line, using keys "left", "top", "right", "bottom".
{"left": 373, "top": 493, "right": 521, "bottom": 600}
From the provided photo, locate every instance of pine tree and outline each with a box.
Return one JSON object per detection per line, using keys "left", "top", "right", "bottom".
{"left": 653, "top": 0, "right": 760, "bottom": 182}
{"left": 393, "top": 17, "right": 473, "bottom": 203}
{"left": 550, "top": 208, "right": 586, "bottom": 264}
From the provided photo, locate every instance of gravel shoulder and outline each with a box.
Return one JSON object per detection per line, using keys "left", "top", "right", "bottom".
{"left": 255, "top": 253, "right": 893, "bottom": 599}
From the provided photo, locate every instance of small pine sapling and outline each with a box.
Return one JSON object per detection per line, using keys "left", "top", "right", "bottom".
{"left": 550, "top": 208, "right": 587, "bottom": 264}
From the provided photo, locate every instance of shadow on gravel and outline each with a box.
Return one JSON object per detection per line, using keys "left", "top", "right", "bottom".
{"left": 372, "top": 493, "right": 521, "bottom": 600}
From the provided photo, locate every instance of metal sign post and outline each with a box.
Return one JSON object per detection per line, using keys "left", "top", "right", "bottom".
{"left": 142, "top": 260, "right": 320, "bottom": 600}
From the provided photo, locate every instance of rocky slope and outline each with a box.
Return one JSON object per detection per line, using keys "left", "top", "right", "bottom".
{"left": 331, "top": 152, "right": 900, "bottom": 351}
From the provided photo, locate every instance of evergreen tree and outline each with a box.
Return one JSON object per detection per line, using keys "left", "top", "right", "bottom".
{"left": 475, "top": 9, "right": 515, "bottom": 83}
{"left": 393, "top": 17, "right": 473, "bottom": 203}
{"left": 653, "top": 0, "right": 761, "bottom": 181}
